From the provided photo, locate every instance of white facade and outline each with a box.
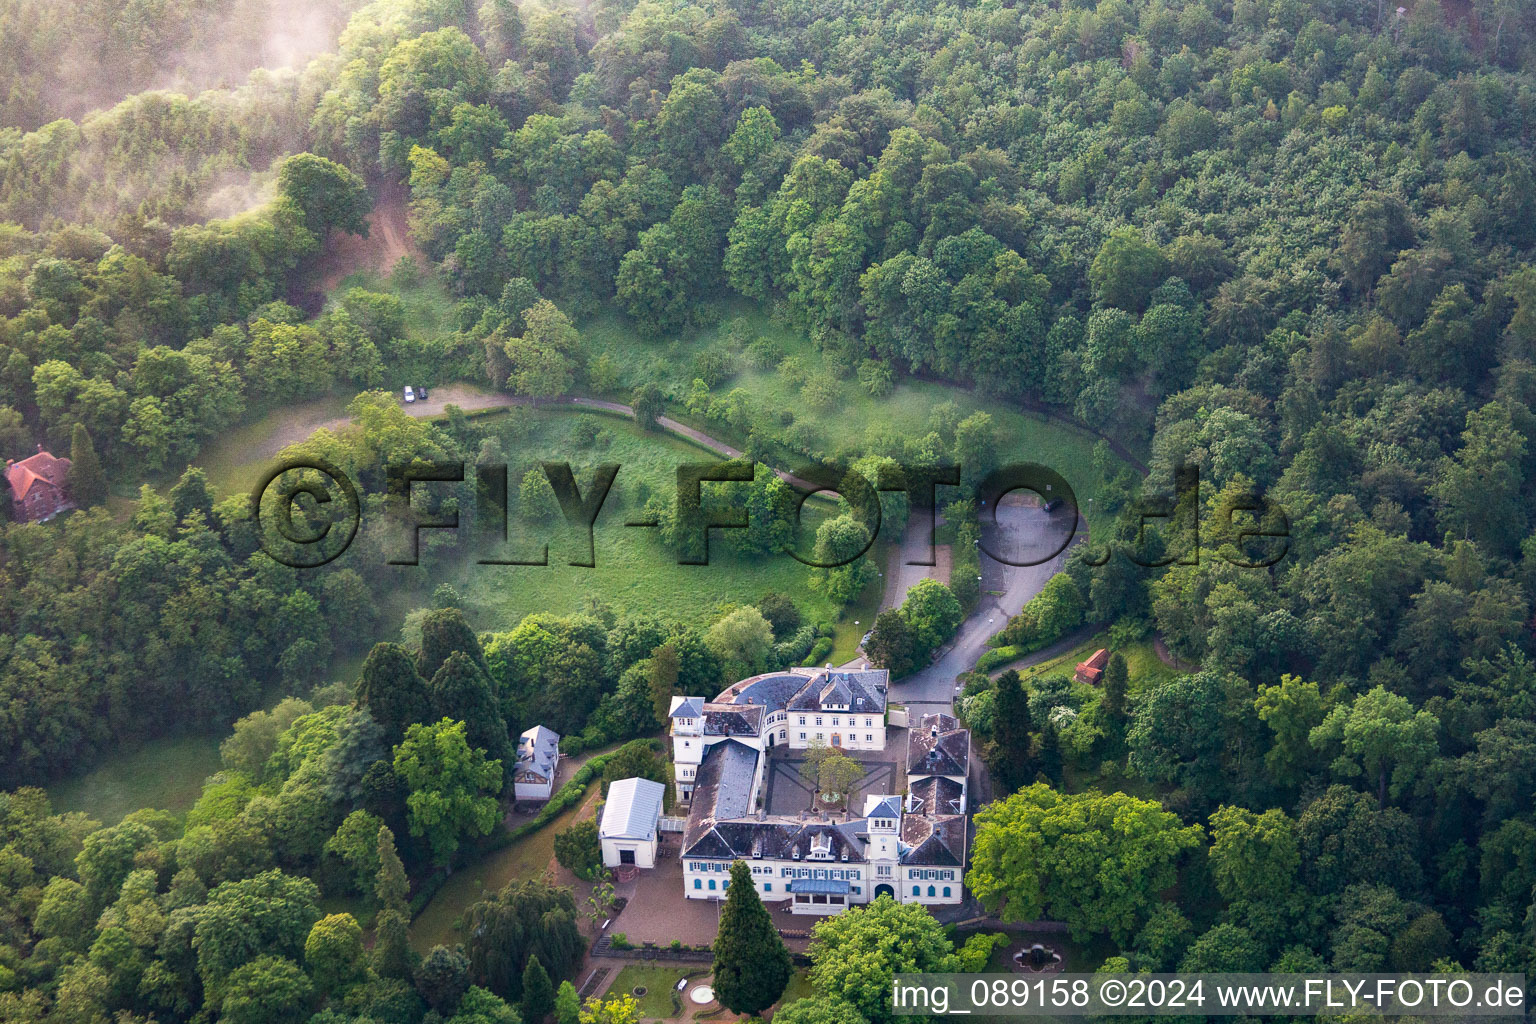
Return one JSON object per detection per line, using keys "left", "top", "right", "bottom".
{"left": 668, "top": 668, "right": 889, "bottom": 803}
{"left": 599, "top": 777, "right": 665, "bottom": 869}
{"left": 680, "top": 795, "right": 965, "bottom": 914}
{"left": 513, "top": 725, "right": 559, "bottom": 801}
{"left": 785, "top": 709, "right": 884, "bottom": 750}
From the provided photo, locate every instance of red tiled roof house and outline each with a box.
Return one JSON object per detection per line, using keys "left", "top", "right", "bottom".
{"left": 4, "top": 447, "right": 73, "bottom": 522}
{"left": 1074, "top": 648, "right": 1109, "bottom": 686}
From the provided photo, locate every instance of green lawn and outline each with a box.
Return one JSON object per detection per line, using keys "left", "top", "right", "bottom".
{"left": 1004, "top": 634, "right": 1184, "bottom": 696}
{"left": 433, "top": 408, "right": 850, "bottom": 632}
{"left": 48, "top": 734, "right": 224, "bottom": 825}
{"left": 776, "top": 968, "right": 816, "bottom": 1007}
{"left": 192, "top": 391, "right": 354, "bottom": 496}
{"left": 608, "top": 965, "right": 706, "bottom": 1019}
{"left": 580, "top": 301, "right": 1128, "bottom": 538}
{"left": 408, "top": 774, "right": 605, "bottom": 952}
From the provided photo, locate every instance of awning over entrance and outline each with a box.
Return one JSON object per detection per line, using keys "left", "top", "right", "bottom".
{"left": 788, "top": 878, "right": 851, "bottom": 895}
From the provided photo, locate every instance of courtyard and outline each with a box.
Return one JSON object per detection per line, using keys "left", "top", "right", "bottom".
{"left": 761, "top": 738, "right": 905, "bottom": 816}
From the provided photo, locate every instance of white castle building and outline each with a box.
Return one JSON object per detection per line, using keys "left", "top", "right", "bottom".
{"left": 668, "top": 668, "right": 970, "bottom": 916}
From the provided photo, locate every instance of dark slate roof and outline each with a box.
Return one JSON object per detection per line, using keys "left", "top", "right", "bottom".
{"left": 900, "top": 814, "right": 967, "bottom": 866}
{"left": 716, "top": 673, "right": 809, "bottom": 714}
{"left": 908, "top": 777, "right": 965, "bottom": 816}
{"left": 786, "top": 669, "right": 887, "bottom": 714}
{"left": 702, "top": 703, "right": 764, "bottom": 736}
{"left": 907, "top": 714, "right": 970, "bottom": 778}
{"left": 711, "top": 668, "right": 888, "bottom": 717}
{"left": 670, "top": 697, "right": 705, "bottom": 719}
{"left": 865, "top": 795, "right": 903, "bottom": 820}
{"left": 682, "top": 812, "right": 872, "bottom": 862}
{"left": 681, "top": 740, "right": 761, "bottom": 855}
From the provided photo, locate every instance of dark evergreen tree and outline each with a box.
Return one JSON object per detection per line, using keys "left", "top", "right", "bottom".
{"left": 713, "top": 860, "right": 791, "bottom": 1015}
{"left": 416, "top": 944, "right": 472, "bottom": 1014}
{"left": 372, "top": 908, "right": 414, "bottom": 980}
{"left": 430, "top": 650, "right": 515, "bottom": 766}
{"left": 169, "top": 465, "right": 215, "bottom": 525}
{"left": 355, "top": 642, "right": 431, "bottom": 742}
{"left": 521, "top": 953, "right": 555, "bottom": 1023}
{"left": 631, "top": 382, "right": 664, "bottom": 429}
{"left": 992, "top": 670, "right": 1035, "bottom": 793}
{"left": 467, "top": 879, "right": 583, "bottom": 1001}
{"left": 1102, "top": 653, "right": 1128, "bottom": 722}
{"left": 418, "top": 606, "right": 488, "bottom": 680}
{"left": 68, "top": 422, "right": 106, "bottom": 506}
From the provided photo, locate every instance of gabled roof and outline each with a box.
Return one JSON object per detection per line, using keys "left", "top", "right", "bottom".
{"left": 900, "top": 814, "right": 966, "bottom": 866}
{"left": 907, "top": 714, "right": 970, "bottom": 779}
{"left": 682, "top": 815, "right": 872, "bottom": 862}
{"left": 710, "top": 668, "right": 889, "bottom": 718}
{"left": 786, "top": 669, "right": 887, "bottom": 714}
{"left": 702, "top": 703, "right": 764, "bottom": 736}
{"left": 1075, "top": 648, "right": 1109, "bottom": 685}
{"left": 516, "top": 725, "right": 559, "bottom": 780}
{"left": 600, "top": 777, "right": 666, "bottom": 841}
{"left": 682, "top": 738, "right": 761, "bottom": 852}
{"left": 4, "top": 449, "right": 69, "bottom": 500}
{"left": 908, "top": 777, "right": 965, "bottom": 816}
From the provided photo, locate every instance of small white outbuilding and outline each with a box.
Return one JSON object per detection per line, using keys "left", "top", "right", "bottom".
{"left": 599, "top": 777, "right": 666, "bottom": 869}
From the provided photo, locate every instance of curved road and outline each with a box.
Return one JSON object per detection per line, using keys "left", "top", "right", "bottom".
{"left": 394, "top": 384, "right": 823, "bottom": 491}
{"left": 309, "top": 382, "right": 1081, "bottom": 704}
{"left": 875, "top": 501, "right": 1084, "bottom": 708}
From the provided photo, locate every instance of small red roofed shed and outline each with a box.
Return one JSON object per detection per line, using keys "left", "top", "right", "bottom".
{"left": 1074, "top": 648, "right": 1109, "bottom": 686}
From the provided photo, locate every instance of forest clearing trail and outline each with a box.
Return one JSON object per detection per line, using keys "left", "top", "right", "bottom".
{"left": 318, "top": 178, "right": 418, "bottom": 292}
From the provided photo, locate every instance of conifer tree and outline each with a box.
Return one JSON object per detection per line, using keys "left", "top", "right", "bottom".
{"left": 376, "top": 825, "right": 408, "bottom": 910}
{"left": 521, "top": 953, "right": 555, "bottom": 1022}
{"left": 1102, "top": 653, "right": 1129, "bottom": 721}
{"left": 69, "top": 423, "right": 106, "bottom": 506}
{"left": 713, "top": 860, "right": 791, "bottom": 1014}
{"left": 356, "top": 642, "right": 431, "bottom": 743}
{"left": 992, "top": 670, "right": 1035, "bottom": 792}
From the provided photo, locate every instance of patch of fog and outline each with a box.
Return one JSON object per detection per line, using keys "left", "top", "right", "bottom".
{"left": 36, "top": 0, "right": 364, "bottom": 127}
{"left": 200, "top": 168, "right": 279, "bottom": 223}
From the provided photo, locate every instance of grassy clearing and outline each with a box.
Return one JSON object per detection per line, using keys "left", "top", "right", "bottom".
{"left": 1004, "top": 634, "right": 1184, "bottom": 695}
{"left": 608, "top": 965, "right": 705, "bottom": 1018}
{"left": 408, "top": 783, "right": 595, "bottom": 952}
{"left": 1118, "top": 638, "right": 1188, "bottom": 693}
{"left": 48, "top": 734, "right": 223, "bottom": 824}
{"left": 580, "top": 302, "right": 1125, "bottom": 538}
{"left": 192, "top": 391, "right": 355, "bottom": 496}
{"left": 433, "top": 409, "right": 848, "bottom": 632}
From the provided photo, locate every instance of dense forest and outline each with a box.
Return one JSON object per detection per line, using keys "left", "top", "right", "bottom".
{"left": 2, "top": 0, "right": 1536, "bottom": 1019}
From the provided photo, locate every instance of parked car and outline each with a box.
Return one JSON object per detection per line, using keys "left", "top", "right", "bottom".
{"left": 403, "top": 386, "right": 415, "bottom": 403}
{"left": 417, "top": 386, "right": 429, "bottom": 401}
